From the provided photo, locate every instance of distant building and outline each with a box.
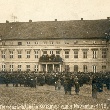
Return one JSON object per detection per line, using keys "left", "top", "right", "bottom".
{"left": 0, "top": 18, "right": 110, "bottom": 73}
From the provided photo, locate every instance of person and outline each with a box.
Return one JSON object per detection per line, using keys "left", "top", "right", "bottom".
{"left": 74, "top": 81, "right": 80, "bottom": 95}
{"left": 92, "top": 78, "right": 98, "bottom": 99}
{"left": 55, "top": 79, "right": 61, "bottom": 90}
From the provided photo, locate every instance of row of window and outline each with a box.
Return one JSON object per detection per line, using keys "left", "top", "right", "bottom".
{"left": 1, "top": 40, "right": 106, "bottom": 46}
{"left": 65, "top": 65, "right": 106, "bottom": 73}
{"left": 1, "top": 64, "right": 106, "bottom": 73}
{"left": 1, "top": 50, "right": 107, "bottom": 59}
{"left": 1, "top": 64, "right": 38, "bottom": 72}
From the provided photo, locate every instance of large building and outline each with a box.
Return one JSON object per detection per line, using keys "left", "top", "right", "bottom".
{"left": 0, "top": 18, "right": 110, "bottom": 73}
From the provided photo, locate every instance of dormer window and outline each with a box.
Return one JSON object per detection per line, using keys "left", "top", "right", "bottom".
{"left": 27, "top": 42, "right": 30, "bottom": 45}
{"left": 50, "top": 41, "right": 53, "bottom": 44}
{"left": 35, "top": 42, "right": 38, "bottom": 44}
{"left": 18, "top": 42, "right": 22, "bottom": 45}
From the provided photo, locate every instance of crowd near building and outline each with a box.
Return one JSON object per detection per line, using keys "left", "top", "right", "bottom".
{"left": 0, "top": 17, "right": 110, "bottom": 73}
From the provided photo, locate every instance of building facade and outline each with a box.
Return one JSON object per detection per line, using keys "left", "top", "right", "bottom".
{"left": 0, "top": 18, "right": 110, "bottom": 73}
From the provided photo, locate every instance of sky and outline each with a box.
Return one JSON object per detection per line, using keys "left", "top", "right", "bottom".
{"left": 0, "top": 0, "right": 110, "bottom": 22}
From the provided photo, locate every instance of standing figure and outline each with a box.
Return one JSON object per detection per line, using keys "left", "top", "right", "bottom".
{"left": 92, "top": 78, "right": 98, "bottom": 99}
{"left": 55, "top": 79, "right": 61, "bottom": 90}
{"left": 74, "top": 81, "right": 80, "bottom": 95}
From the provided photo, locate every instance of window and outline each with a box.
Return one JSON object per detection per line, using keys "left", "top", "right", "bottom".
{"left": 56, "top": 51, "right": 60, "bottom": 55}
{"left": 50, "top": 51, "right": 53, "bottom": 55}
{"left": 43, "top": 51, "right": 47, "bottom": 55}
{"left": 65, "top": 65, "right": 69, "bottom": 72}
{"left": 56, "top": 41, "right": 60, "bottom": 44}
{"left": 18, "top": 51, "right": 22, "bottom": 58}
{"left": 65, "top": 42, "right": 69, "bottom": 44}
{"left": 26, "top": 65, "right": 30, "bottom": 71}
{"left": 83, "top": 51, "right": 87, "bottom": 58}
{"left": 44, "top": 41, "right": 47, "bottom": 44}
{"left": 50, "top": 41, "right": 53, "bottom": 44}
{"left": 35, "top": 42, "right": 38, "bottom": 44}
{"left": 74, "top": 51, "right": 78, "bottom": 58}
{"left": 18, "top": 42, "right": 22, "bottom": 45}
{"left": 74, "top": 65, "right": 78, "bottom": 72}
{"left": 102, "top": 50, "right": 107, "bottom": 58}
{"left": 1, "top": 51, "right": 5, "bottom": 58}
{"left": 10, "top": 51, "right": 14, "bottom": 59}
{"left": 18, "top": 65, "right": 22, "bottom": 71}
{"left": 1, "top": 64, "right": 5, "bottom": 71}
{"left": 65, "top": 51, "right": 69, "bottom": 58}
{"left": 93, "top": 50, "right": 97, "bottom": 58}
{"left": 2, "top": 42, "right": 5, "bottom": 46}
{"left": 27, "top": 42, "right": 30, "bottom": 45}
{"left": 83, "top": 65, "right": 87, "bottom": 72}
{"left": 35, "top": 65, "right": 38, "bottom": 72}
{"left": 10, "top": 65, "right": 13, "bottom": 72}
{"left": 35, "top": 51, "right": 39, "bottom": 58}
{"left": 102, "top": 65, "right": 106, "bottom": 70}
{"left": 92, "top": 65, "right": 97, "bottom": 73}
{"left": 26, "top": 51, "right": 30, "bottom": 58}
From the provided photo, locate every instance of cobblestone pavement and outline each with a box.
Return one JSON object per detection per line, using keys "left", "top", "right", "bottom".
{"left": 0, "top": 84, "right": 109, "bottom": 110}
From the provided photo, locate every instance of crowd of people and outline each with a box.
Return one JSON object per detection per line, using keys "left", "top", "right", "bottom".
{"left": 0, "top": 71, "right": 110, "bottom": 98}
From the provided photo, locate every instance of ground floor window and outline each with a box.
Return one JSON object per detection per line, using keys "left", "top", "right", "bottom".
{"left": 1, "top": 64, "right": 5, "bottom": 71}
{"left": 35, "top": 65, "right": 38, "bottom": 72}
{"left": 65, "top": 65, "right": 69, "bottom": 72}
{"left": 26, "top": 65, "right": 30, "bottom": 71}
{"left": 18, "top": 65, "right": 22, "bottom": 71}
{"left": 83, "top": 65, "right": 87, "bottom": 72}
{"left": 92, "top": 65, "right": 97, "bottom": 73}
{"left": 10, "top": 65, "right": 13, "bottom": 72}
{"left": 74, "top": 65, "right": 78, "bottom": 72}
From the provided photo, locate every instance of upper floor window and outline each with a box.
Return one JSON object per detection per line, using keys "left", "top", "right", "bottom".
{"left": 35, "top": 51, "right": 39, "bottom": 58}
{"left": 10, "top": 51, "right": 14, "bottom": 59}
{"left": 74, "top": 50, "right": 78, "bottom": 58}
{"left": 1, "top": 51, "right": 6, "bottom": 58}
{"left": 18, "top": 42, "right": 22, "bottom": 45}
{"left": 83, "top": 51, "right": 87, "bottom": 58}
{"left": 93, "top": 50, "right": 97, "bottom": 59}
{"left": 65, "top": 51, "right": 69, "bottom": 58}
{"left": 102, "top": 50, "right": 107, "bottom": 58}
{"left": 18, "top": 51, "right": 22, "bottom": 58}
{"left": 26, "top": 51, "right": 30, "bottom": 58}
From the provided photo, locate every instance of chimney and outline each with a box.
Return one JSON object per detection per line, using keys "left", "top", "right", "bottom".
{"left": 6, "top": 20, "right": 9, "bottom": 23}
{"left": 107, "top": 17, "right": 110, "bottom": 20}
{"left": 81, "top": 18, "right": 83, "bottom": 20}
{"left": 55, "top": 19, "right": 57, "bottom": 21}
{"left": 29, "top": 20, "right": 32, "bottom": 23}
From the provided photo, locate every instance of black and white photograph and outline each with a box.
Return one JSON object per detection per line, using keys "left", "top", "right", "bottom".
{"left": 0, "top": 0, "right": 110, "bottom": 110}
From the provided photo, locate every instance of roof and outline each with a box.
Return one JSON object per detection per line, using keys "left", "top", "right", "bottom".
{"left": 0, "top": 19, "right": 110, "bottom": 40}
